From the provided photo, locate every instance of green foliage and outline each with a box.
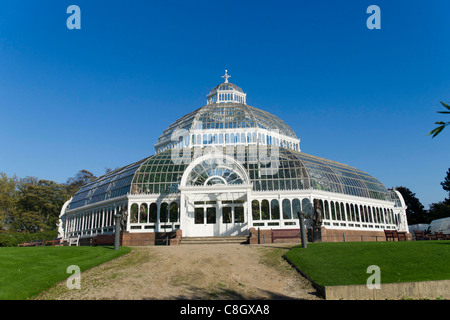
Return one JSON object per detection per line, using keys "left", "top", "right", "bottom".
{"left": 441, "top": 168, "right": 450, "bottom": 205}
{"left": 427, "top": 202, "right": 450, "bottom": 221}
{"left": 0, "top": 173, "right": 18, "bottom": 231}
{"left": 0, "top": 169, "right": 97, "bottom": 234}
{"left": 65, "top": 169, "right": 96, "bottom": 196}
{"left": 0, "top": 230, "right": 58, "bottom": 247}
{"left": 11, "top": 177, "right": 70, "bottom": 232}
{"left": 428, "top": 101, "right": 450, "bottom": 138}
{"left": 396, "top": 186, "right": 427, "bottom": 224}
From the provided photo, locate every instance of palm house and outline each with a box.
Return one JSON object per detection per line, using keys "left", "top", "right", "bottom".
{"left": 59, "top": 71, "right": 409, "bottom": 245}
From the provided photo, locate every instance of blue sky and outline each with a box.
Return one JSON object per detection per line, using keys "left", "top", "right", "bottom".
{"left": 0, "top": 0, "right": 449, "bottom": 208}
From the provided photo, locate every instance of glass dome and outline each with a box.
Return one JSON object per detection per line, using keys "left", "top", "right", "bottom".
{"left": 154, "top": 71, "right": 300, "bottom": 153}
{"left": 155, "top": 103, "right": 299, "bottom": 153}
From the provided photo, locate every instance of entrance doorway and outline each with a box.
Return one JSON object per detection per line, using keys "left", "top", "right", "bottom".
{"left": 190, "top": 200, "right": 247, "bottom": 237}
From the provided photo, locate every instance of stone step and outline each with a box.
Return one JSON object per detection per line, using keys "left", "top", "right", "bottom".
{"left": 181, "top": 235, "right": 249, "bottom": 245}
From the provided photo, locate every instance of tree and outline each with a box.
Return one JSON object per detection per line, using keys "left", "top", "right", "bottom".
{"left": 441, "top": 168, "right": 450, "bottom": 205}
{"left": 427, "top": 202, "right": 450, "bottom": 221}
{"left": 11, "top": 177, "right": 70, "bottom": 232}
{"left": 396, "top": 186, "right": 428, "bottom": 224}
{"left": 0, "top": 172, "right": 18, "bottom": 231}
{"left": 428, "top": 101, "right": 450, "bottom": 138}
{"left": 65, "top": 169, "right": 97, "bottom": 196}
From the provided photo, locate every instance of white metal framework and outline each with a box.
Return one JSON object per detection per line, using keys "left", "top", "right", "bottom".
{"left": 59, "top": 72, "right": 408, "bottom": 240}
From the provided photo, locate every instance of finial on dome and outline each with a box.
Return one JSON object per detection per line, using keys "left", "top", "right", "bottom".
{"left": 222, "top": 70, "right": 231, "bottom": 83}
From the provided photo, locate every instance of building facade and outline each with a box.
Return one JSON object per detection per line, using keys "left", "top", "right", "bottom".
{"left": 59, "top": 72, "right": 408, "bottom": 244}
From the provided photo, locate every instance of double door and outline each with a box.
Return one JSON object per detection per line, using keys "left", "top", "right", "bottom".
{"left": 193, "top": 203, "right": 245, "bottom": 236}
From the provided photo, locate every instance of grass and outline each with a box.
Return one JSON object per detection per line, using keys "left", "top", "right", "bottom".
{"left": 0, "top": 246, "right": 131, "bottom": 300}
{"left": 284, "top": 241, "right": 450, "bottom": 287}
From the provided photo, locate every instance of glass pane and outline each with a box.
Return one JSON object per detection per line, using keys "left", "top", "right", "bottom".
{"left": 261, "top": 200, "right": 270, "bottom": 220}
{"left": 292, "top": 198, "right": 300, "bottom": 219}
{"left": 195, "top": 208, "right": 204, "bottom": 224}
{"left": 271, "top": 199, "right": 280, "bottom": 220}
{"left": 235, "top": 207, "right": 244, "bottom": 223}
{"left": 282, "top": 199, "right": 292, "bottom": 219}
{"left": 160, "top": 203, "right": 168, "bottom": 222}
{"left": 207, "top": 207, "right": 216, "bottom": 224}
{"left": 169, "top": 202, "right": 178, "bottom": 222}
{"left": 223, "top": 207, "right": 232, "bottom": 224}
{"left": 150, "top": 203, "right": 157, "bottom": 222}
{"left": 252, "top": 200, "right": 260, "bottom": 220}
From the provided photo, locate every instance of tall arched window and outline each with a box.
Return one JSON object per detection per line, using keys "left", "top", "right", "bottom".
{"left": 292, "top": 198, "right": 301, "bottom": 218}
{"left": 149, "top": 203, "right": 157, "bottom": 222}
{"left": 271, "top": 199, "right": 280, "bottom": 220}
{"left": 160, "top": 202, "right": 168, "bottom": 222}
{"left": 261, "top": 200, "right": 270, "bottom": 220}
{"left": 302, "top": 198, "right": 312, "bottom": 219}
{"left": 331, "top": 201, "right": 336, "bottom": 220}
{"left": 324, "top": 200, "right": 330, "bottom": 220}
{"left": 282, "top": 199, "right": 292, "bottom": 219}
{"left": 140, "top": 203, "right": 148, "bottom": 223}
{"left": 252, "top": 200, "right": 260, "bottom": 220}
{"left": 340, "top": 203, "right": 345, "bottom": 221}
{"left": 130, "top": 203, "right": 138, "bottom": 223}
{"left": 170, "top": 202, "right": 179, "bottom": 222}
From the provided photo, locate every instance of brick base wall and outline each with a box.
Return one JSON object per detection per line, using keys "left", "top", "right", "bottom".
{"left": 249, "top": 227, "right": 412, "bottom": 244}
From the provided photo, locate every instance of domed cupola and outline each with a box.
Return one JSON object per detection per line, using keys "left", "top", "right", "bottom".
{"left": 206, "top": 70, "right": 247, "bottom": 105}
{"left": 154, "top": 71, "right": 300, "bottom": 153}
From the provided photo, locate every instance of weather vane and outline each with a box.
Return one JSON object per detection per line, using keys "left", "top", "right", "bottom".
{"left": 222, "top": 70, "right": 231, "bottom": 83}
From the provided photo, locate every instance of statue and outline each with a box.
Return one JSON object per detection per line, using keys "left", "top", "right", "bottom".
{"left": 120, "top": 208, "right": 128, "bottom": 231}
{"left": 313, "top": 199, "right": 323, "bottom": 226}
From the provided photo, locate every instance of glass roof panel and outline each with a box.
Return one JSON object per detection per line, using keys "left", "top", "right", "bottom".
{"left": 68, "top": 147, "right": 390, "bottom": 211}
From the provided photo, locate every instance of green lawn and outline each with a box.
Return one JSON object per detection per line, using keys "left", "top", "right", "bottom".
{"left": 284, "top": 241, "right": 450, "bottom": 287}
{"left": 0, "top": 246, "right": 131, "bottom": 300}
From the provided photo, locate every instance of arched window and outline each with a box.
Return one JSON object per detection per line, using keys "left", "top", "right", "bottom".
{"left": 261, "top": 200, "right": 270, "bottom": 220}
{"left": 292, "top": 198, "right": 301, "bottom": 218}
{"left": 149, "top": 203, "right": 157, "bottom": 222}
{"left": 345, "top": 203, "right": 351, "bottom": 221}
{"left": 331, "top": 201, "right": 336, "bottom": 220}
{"left": 252, "top": 200, "right": 260, "bottom": 220}
{"left": 324, "top": 200, "right": 330, "bottom": 220}
{"left": 130, "top": 203, "right": 138, "bottom": 223}
{"left": 271, "top": 199, "right": 280, "bottom": 220}
{"left": 160, "top": 202, "right": 168, "bottom": 222}
{"left": 140, "top": 203, "right": 148, "bottom": 223}
{"left": 170, "top": 202, "right": 179, "bottom": 222}
{"left": 282, "top": 199, "right": 292, "bottom": 219}
{"left": 302, "top": 198, "right": 312, "bottom": 219}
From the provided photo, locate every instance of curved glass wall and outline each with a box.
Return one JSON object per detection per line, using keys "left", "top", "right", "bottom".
{"left": 130, "top": 147, "right": 389, "bottom": 200}
{"left": 69, "top": 157, "right": 150, "bottom": 210}
{"left": 69, "top": 146, "right": 389, "bottom": 211}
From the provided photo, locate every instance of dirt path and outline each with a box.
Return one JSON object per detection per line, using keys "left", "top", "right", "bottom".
{"left": 37, "top": 244, "right": 322, "bottom": 300}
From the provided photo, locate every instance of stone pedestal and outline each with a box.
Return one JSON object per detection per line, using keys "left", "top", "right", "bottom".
{"left": 313, "top": 226, "right": 322, "bottom": 243}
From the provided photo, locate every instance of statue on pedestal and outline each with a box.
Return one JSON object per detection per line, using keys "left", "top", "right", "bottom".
{"left": 313, "top": 199, "right": 323, "bottom": 226}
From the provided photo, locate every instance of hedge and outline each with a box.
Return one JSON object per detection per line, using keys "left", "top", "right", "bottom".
{"left": 0, "top": 230, "right": 59, "bottom": 247}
